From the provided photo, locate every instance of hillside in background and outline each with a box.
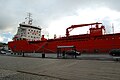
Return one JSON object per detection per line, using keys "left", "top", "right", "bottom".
{"left": 0, "top": 42, "right": 7, "bottom": 46}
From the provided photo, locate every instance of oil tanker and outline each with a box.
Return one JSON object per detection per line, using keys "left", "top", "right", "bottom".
{"left": 8, "top": 13, "right": 120, "bottom": 56}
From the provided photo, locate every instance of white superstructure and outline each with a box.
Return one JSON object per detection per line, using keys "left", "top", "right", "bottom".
{"left": 13, "top": 13, "right": 42, "bottom": 41}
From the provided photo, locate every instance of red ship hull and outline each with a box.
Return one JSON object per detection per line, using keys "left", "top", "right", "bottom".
{"left": 8, "top": 33, "right": 120, "bottom": 54}
{"left": 8, "top": 22, "right": 120, "bottom": 54}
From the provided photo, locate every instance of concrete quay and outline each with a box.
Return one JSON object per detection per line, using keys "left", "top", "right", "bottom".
{"left": 0, "top": 55, "right": 120, "bottom": 80}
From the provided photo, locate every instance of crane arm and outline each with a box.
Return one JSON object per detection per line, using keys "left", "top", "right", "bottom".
{"left": 67, "top": 22, "right": 102, "bottom": 29}
{"left": 66, "top": 22, "right": 102, "bottom": 37}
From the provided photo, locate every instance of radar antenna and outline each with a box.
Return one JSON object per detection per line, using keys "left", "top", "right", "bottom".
{"left": 25, "top": 13, "right": 33, "bottom": 25}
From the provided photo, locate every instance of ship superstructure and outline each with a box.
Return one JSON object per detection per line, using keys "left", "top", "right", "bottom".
{"left": 13, "top": 13, "right": 41, "bottom": 41}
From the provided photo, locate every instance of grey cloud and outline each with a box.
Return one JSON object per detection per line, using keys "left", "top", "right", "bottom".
{"left": 0, "top": 0, "right": 120, "bottom": 33}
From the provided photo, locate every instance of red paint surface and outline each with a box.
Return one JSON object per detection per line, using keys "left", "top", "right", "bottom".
{"left": 8, "top": 22, "right": 120, "bottom": 54}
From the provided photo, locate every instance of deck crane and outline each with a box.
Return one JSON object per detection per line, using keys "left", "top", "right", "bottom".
{"left": 66, "top": 22, "right": 105, "bottom": 37}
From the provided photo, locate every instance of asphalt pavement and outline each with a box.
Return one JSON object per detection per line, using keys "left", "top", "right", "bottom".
{"left": 0, "top": 54, "right": 120, "bottom": 80}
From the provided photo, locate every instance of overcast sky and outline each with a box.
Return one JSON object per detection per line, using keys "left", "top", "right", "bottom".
{"left": 1, "top": 0, "right": 120, "bottom": 43}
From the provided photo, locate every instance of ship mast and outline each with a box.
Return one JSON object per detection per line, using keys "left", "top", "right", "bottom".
{"left": 25, "top": 13, "right": 33, "bottom": 25}
{"left": 112, "top": 23, "right": 114, "bottom": 34}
